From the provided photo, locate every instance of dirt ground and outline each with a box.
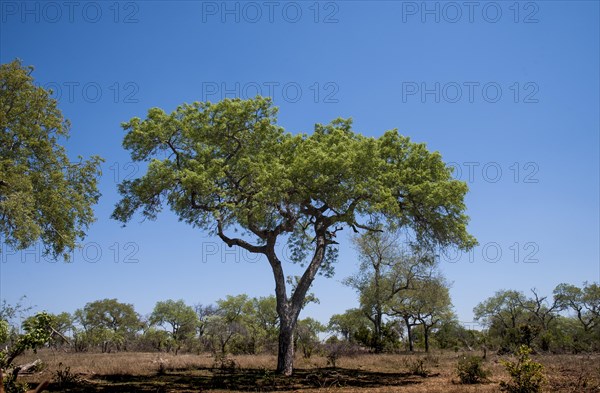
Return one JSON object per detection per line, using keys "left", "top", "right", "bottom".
{"left": 14, "top": 349, "right": 600, "bottom": 392}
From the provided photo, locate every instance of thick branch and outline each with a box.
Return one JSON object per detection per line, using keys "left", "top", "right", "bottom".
{"left": 290, "top": 224, "right": 327, "bottom": 314}
{"left": 216, "top": 220, "right": 266, "bottom": 254}
{"left": 265, "top": 236, "right": 289, "bottom": 318}
{"left": 351, "top": 222, "right": 384, "bottom": 233}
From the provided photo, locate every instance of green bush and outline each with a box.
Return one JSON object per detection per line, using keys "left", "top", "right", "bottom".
{"left": 1, "top": 373, "right": 29, "bottom": 393}
{"left": 456, "top": 355, "right": 490, "bottom": 384}
{"left": 500, "top": 345, "right": 545, "bottom": 393}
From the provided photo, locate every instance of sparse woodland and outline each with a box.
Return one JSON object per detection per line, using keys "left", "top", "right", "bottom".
{"left": 1, "top": 60, "right": 599, "bottom": 392}
{"left": 1, "top": 280, "right": 599, "bottom": 392}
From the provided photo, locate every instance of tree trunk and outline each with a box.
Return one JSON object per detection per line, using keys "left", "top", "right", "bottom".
{"left": 404, "top": 317, "right": 414, "bottom": 352}
{"left": 373, "top": 264, "right": 383, "bottom": 354}
{"left": 374, "top": 308, "right": 383, "bottom": 353}
{"left": 277, "top": 318, "right": 295, "bottom": 376}
{"left": 423, "top": 326, "right": 430, "bottom": 353}
{"left": 267, "top": 228, "right": 327, "bottom": 376}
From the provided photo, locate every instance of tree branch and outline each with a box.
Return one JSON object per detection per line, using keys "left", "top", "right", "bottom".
{"left": 216, "top": 219, "right": 266, "bottom": 254}
{"left": 290, "top": 222, "right": 327, "bottom": 313}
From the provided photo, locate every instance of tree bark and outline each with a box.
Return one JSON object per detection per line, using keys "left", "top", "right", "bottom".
{"left": 423, "top": 325, "right": 430, "bottom": 353}
{"left": 374, "top": 308, "right": 383, "bottom": 353}
{"left": 267, "top": 228, "right": 327, "bottom": 375}
{"left": 404, "top": 316, "right": 414, "bottom": 352}
{"left": 373, "top": 263, "right": 383, "bottom": 353}
{"left": 277, "top": 315, "right": 295, "bottom": 375}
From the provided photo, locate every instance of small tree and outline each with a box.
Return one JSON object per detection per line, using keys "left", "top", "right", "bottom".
{"left": 139, "top": 327, "right": 172, "bottom": 352}
{"left": 295, "top": 317, "right": 325, "bottom": 358}
{"left": 456, "top": 355, "right": 490, "bottom": 384}
{"left": 474, "top": 290, "right": 529, "bottom": 351}
{"left": 411, "top": 276, "right": 453, "bottom": 352}
{"left": 500, "top": 345, "right": 545, "bottom": 393}
{"left": 0, "top": 312, "right": 53, "bottom": 392}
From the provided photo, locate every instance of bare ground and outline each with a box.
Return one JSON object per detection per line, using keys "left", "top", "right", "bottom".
{"left": 14, "top": 350, "right": 600, "bottom": 392}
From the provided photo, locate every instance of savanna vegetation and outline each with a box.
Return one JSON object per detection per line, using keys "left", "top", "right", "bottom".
{"left": 1, "top": 60, "right": 599, "bottom": 392}
{"left": 1, "top": 280, "right": 599, "bottom": 392}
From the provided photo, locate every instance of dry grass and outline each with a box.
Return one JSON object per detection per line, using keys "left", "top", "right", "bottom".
{"left": 13, "top": 349, "right": 600, "bottom": 392}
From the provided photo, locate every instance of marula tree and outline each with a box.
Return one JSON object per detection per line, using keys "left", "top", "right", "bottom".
{"left": 112, "top": 96, "right": 476, "bottom": 375}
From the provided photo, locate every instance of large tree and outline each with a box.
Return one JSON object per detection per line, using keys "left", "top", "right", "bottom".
{"left": 0, "top": 60, "right": 102, "bottom": 259}
{"left": 111, "top": 97, "right": 476, "bottom": 374}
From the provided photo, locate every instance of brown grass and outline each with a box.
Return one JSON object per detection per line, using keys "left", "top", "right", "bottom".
{"left": 13, "top": 349, "right": 600, "bottom": 392}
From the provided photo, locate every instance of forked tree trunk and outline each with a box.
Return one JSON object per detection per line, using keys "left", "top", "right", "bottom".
{"left": 266, "top": 226, "right": 328, "bottom": 375}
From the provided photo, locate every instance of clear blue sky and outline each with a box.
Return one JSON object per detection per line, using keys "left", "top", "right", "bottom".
{"left": 1, "top": 1, "right": 598, "bottom": 328}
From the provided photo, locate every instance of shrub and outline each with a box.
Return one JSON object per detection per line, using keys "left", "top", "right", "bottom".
{"left": 456, "top": 355, "right": 490, "bottom": 384}
{"left": 323, "top": 341, "right": 360, "bottom": 368}
{"left": 153, "top": 357, "right": 169, "bottom": 375}
{"left": 54, "top": 362, "right": 80, "bottom": 388}
{"left": 500, "top": 345, "right": 545, "bottom": 393}
{"left": 425, "top": 354, "right": 440, "bottom": 367}
{"left": 1, "top": 373, "right": 29, "bottom": 393}
{"left": 211, "top": 354, "right": 237, "bottom": 373}
{"left": 405, "top": 357, "right": 428, "bottom": 377}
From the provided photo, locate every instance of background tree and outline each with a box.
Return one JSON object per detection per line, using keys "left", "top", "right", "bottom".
{"left": 517, "top": 288, "right": 560, "bottom": 351}
{"left": 251, "top": 296, "right": 279, "bottom": 352}
{"left": 345, "top": 230, "right": 437, "bottom": 352}
{"left": 150, "top": 300, "right": 198, "bottom": 355}
{"left": 409, "top": 276, "right": 453, "bottom": 352}
{"left": 203, "top": 295, "right": 252, "bottom": 355}
{"left": 554, "top": 282, "right": 600, "bottom": 351}
{"left": 388, "top": 284, "right": 421, "bottom": 352}
{"left": 433, "top": 319, "right": 483, "bottom": 351}
{"left": 554, "top": 282, "right": 600, "bottom": 333}
{"left": 295, "top": 317, "right": 326, "bottom": 359}
{"left": 138, "top": 326, "right": 172, "bottom": 352}
{"left": 519, "top": 288, "right": 560, "bottom": 333}
{"left": 327, "top": 309, "right": 369, "bottom": 344}
{"left": 194, "top": 303, "right": 217, "bottom": 350}
{"left": 0, "top": 59, "right": 102, "bottom": 259}
{"left": 474, "top": 289, "right": 566, "bottom": 352}
{"left": 473, "top": 290, "right": 529, "bottom": 351}
{"left": 112, "top": 97, "right": 476, "bottom": 374}
{"left": 74, "top": 299, "right": 141, "bottom": 352}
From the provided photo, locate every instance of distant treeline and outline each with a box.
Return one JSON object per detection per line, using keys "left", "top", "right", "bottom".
{"left": 1, "top": 280, "right": 598, "bottom": 357}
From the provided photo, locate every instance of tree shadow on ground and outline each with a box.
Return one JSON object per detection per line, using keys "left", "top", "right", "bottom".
{"left": 47, "top": 366, "right": 429, "bottom": 392}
